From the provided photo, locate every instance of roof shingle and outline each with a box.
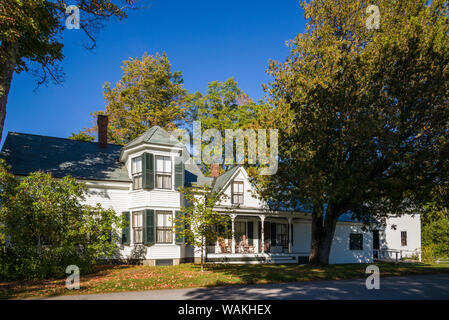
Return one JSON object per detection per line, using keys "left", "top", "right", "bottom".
{"left": 0, "top": 132, "right": 130, "bottom": 182}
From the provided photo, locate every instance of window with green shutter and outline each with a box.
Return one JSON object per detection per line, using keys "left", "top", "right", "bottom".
{"left": 142, "top": 153, "right": 154, "bottom": 189}
{"left": 175, "top": 211, "right": 185, "bottom": 244}
{"left": 142, "top": 209, "right": 155, "bottom": 245}
{"left": 121, "top": 212, "right": 130, "bottom": 245}
{"left": 174, "top": 156, "right": 184, "bottom": 189}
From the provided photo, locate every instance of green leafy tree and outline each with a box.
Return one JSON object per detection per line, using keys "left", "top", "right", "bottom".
{"left": 174, "top": 186, "right": 232, "bottom": 272}
{"left": 81, "top": 52, "right": 187, "bottom": 145}
{"left": 422, "top": 185, "right": 449, "bottom": 225}
{"left": 68, "top": 132, "right": 95, "bottom": 142}
{"left": 0, "top": 0, "right": 138, "bottom": 142}
{"left": 422, "top": 219, "right": 449, "bottom": 260}
{"left": 261, "top": 0, "right": 449, "bottom": 265}
{"left": 185, "top": 78, "right": 273, "bottom": 174}
{"left": 421, "top": 185, "right": 449, "bottom": 260}
{"left": 0, "top": 160, "right": 123, "bottom": 280}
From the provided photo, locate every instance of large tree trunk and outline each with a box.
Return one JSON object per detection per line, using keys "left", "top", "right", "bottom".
{"left": 0, "top": 41, "right": 19, "bottom": 142}
{"left": 309, "top": 204, "right": 340, "bottom": 265}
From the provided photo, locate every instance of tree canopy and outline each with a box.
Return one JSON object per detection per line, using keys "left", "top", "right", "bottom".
{"left": 0, "top": 0, "right": 138, "bottom": 141}
{"left": 260, "top": 0, "right": 449, "bottom": 265}
{"left": 80, "top": 52, "right": 187, "bottom": 145}
{"left": 185, "top": 78, "right": 274, "bottom": 175}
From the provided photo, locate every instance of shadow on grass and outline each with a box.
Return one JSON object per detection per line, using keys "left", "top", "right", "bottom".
{"left": 186, "top": 262, "right": 449, "bottom": 300}
{"left": 0, "top": 264, "right": 126, "bottom": 300}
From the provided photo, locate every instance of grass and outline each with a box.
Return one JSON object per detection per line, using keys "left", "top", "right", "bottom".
{"left": 1, "top": 261, "right": 449, "bottom": 299}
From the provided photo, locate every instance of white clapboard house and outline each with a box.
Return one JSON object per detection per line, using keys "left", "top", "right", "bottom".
{"left": 0, "top": 116, "right": 421, "bottom": 265}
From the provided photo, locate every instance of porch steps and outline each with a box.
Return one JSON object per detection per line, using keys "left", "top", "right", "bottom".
{"left": 267, "top": 254, "right": 298, "bottom": 264}
{"left": 206, "top": 253, "right": 310, "bottom": 264}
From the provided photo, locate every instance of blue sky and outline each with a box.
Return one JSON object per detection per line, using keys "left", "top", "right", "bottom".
{"left": 3, "top": 0, "right": 305, "bottom": 146}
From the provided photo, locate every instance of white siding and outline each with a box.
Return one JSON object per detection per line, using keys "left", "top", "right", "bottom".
{"left": 129, "top": 190, "right": 149, "bottom": 208}
{"left": 218, "top": 170, "right": 265, "bottom": 208}
{"left": 149, "top": 190, "right": 181, "bottom": 208}
{"left": 292, "top": 222, "right": 312, "bottom": 254}
{"left": 383, "top": 214, "right": 421, "bottom": 258}
{"left": 329, "top": 223, "right": 373, "bottom": 264}
{"left": 119, "top": 244, "right": 183, "bottom": 260}
{"left": 129, "top": 190, "right": 181, "bottom": 209}
{"left": 291, "top": 221, "right": 373, "bottom": 264}
{"left": 83, "top": 187, "right": 129, "bottom": 215}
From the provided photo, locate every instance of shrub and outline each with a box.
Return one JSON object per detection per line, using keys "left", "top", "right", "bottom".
{"left": 0, "top": 160, "right": 123, "bottom": 281}
{"left": 422, "top": 219, "right": 449, "bottom": 260}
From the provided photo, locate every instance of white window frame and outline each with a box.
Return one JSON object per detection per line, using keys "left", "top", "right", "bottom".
{"left": 156, "top": 210, "right": 173, "bottom": 244}
{"left": 232, "top": 181, "right": 244, "bottom": 204}
{"left": 401, "top": 230, "right": 407, "bottom": 247}
{"left": 131, "top": 156, "right": 143, "bottom": 190}
{"left": 132, "top": 211, "right": 143, "bottom": 244}
{"left": 155, "top": 155, "right": 172, "bottom": 190}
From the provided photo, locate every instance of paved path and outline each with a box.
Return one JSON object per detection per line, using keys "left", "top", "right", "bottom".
{"left": 45, "top": 274, "right": 449, "bottom": 300}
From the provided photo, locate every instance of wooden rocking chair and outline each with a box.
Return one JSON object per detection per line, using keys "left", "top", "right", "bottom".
{"left": 241, "top": 235, "right": 255, "bottom": 253}
{"left": 218, "top": 237, "right": 230, "bottom": 253}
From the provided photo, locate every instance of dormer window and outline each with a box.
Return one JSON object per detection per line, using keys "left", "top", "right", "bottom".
{"left": 132, "top": 156, "right": 142, "bottom": 190}
{"left": 232, "top": 181, "right": 244, "bottom": 204}
{"left": 156, "top": 156, "right": 172, "bottom": 189}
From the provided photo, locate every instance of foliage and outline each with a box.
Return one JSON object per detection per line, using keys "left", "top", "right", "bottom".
{"left": 421, "top": 244, "right": 437, "bottom": 264}
{"left": 186, "top": 78, "right": 271, "bottom": 133}
{"left": 422, "top": 219, "right": 449, "bottom": 260}
{"left": 68, "top": 132, "right": 95, "bottom": 142}
{"left": 421, "top": 185, "right": 449, "bottom": 260}
{"left": 0, "top": 0, "right": 136, "bottom": 82}
{"left": 185, "top": 78, "right": 274, "bottom": 175}
{"left": 81, "top": 52, "right": 187, "bottom": 145}
{"left": 260, "top": 0, "right": 449, "bottom": 265}
{"left": 422, "top": 185, "right": 449, "bottom": 225}
{"left": 174, "top": 186, "right": 232, "bottom": 271}
{"left": 0, "top": 160, "right": 123, "bottom": 281}
{"left": 0, "top": 0, "right": 138, "bottom": 142}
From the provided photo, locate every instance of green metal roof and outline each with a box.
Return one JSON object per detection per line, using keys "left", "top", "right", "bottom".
{"left": 212, "top": 166, "right": 240, "bottom": 192}
{"left": 124, "top": 126, "right": 184, "bottom": 149}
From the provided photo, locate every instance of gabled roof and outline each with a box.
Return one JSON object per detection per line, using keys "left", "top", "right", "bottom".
{"left": 184, "top": 156, "right": 214, "bottom": 188}
{"left": 124, "top": 126, "right": 184, "bottom": 150}
{"left": 212, "top": 166, "right": 241, "bottom": 192}
{"left": 0, "top": 132, "right": 130, "bottom": 182}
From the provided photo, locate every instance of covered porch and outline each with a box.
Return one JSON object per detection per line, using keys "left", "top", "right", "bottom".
{"left": 205, "top": 212, "right": 309, "bottom": 263}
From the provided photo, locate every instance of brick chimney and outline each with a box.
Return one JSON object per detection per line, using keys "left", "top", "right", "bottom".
{"left": 97, "top": 115, "right": 108, "bottom": 147}
{"left": 210, "top": 164, "right": 220, "bottom": 178}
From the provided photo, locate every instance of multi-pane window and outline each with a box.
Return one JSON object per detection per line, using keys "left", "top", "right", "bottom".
{"left": 132, "top": 157, "right": 142, "bottom": 190}
{"left": 232, "top": 181, "right": 244, "bottom": 204}
{"left": 401, "top": 231, "right": 407, "bottom": 246}
{"left": 132, "top": 211, "right": 143, "bottom": 244}
{"left": 156, "top": 211, "right": 173, "bottom": 243}
{"left": 349, "top": 233, "right": 363, "bottom": 250}
{"left": 156, "top": 156, "right": 172, "bottom": 189}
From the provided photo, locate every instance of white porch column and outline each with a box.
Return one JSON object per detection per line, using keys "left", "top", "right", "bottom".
{"left": 288, "top": 217, "right": 293, "bottom": 254}
{"left": 231, "top": 214, "right": 236, "bottom": 254}
{"left": 260, "top": 215, "right": 265, "bottom": 254}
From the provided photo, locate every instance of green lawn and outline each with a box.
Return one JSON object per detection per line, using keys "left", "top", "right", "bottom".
{"left": 1, "top": 261, "right": 449, "bottom": 299}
